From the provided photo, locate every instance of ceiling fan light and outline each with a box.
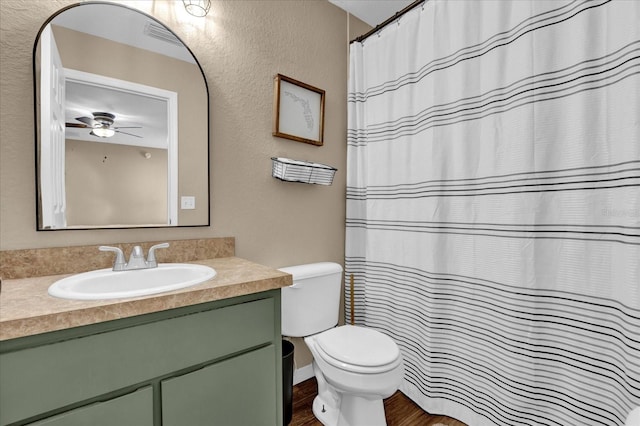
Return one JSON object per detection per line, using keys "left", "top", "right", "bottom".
{"left": 91, "top": 128, "right": 115, "bottom": 138}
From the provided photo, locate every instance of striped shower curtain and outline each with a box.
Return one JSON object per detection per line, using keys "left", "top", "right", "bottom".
{"left": 345, "top": 1, "right": 639, "bottom": 425}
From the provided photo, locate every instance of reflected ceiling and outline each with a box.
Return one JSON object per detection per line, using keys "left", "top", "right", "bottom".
{"left": 65, "top": 82, "right": 169, "bottom": 149}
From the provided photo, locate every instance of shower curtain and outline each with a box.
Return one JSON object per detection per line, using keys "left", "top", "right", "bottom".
{"left": 345, "top": 1, "right": 639, "bottom": 425}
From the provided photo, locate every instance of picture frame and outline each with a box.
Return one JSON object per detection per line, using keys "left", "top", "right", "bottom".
{"left": 273, "top": 74, "right": 325, "bottom": 146}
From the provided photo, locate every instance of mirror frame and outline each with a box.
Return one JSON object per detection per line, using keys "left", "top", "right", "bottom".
{"left": 33, "top": 1, "right": 211, "bottom": 231}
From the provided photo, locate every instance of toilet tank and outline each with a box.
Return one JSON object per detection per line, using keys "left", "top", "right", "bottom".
{"left": 280, "top": 262, "right": 343, "bottom": 337}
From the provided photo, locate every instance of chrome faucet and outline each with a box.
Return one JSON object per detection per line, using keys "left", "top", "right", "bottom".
{"left": 99, "top": 243, "right": 169, "bottom": 271}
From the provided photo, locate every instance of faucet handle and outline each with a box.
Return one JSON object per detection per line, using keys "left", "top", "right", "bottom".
{"left": 99, "top": 246, "right": 126, "bottom": 271}
{"left": 130, "top": 245, "right": 144, "bottom": 259}
{"left": 146, "top": 243, "right": 170, "bottom": 267}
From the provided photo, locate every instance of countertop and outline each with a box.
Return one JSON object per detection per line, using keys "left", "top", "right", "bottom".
{"left": 0, "top": 257, "right": 292, "bottom": 341}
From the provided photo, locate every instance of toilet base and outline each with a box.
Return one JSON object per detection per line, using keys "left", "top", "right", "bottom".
{"left": 312, "top": 393, "right": 387, "bottom": 426}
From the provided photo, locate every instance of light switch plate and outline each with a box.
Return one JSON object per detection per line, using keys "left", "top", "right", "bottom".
{"left": 181, "top": 196, "right": 196, "bottom": 210}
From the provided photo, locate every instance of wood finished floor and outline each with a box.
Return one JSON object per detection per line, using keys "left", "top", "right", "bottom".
{"left": 290, "top": 378, "right": 467, "bottom": 426}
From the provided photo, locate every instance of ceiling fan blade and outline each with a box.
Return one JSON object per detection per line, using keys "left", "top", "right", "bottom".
{"left": 115, "top": 129, "right": 142, "bottom": 138}
{"left": 66, "top": 122, "right": 89, "bottom": 128}
{"left": 113, "top": 126, "right": 142, "bottom": 129}
{"left": 75, "top": 116, "right": 98, "bottom": 127}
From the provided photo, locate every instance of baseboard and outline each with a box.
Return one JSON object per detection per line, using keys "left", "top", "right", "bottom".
{"left": 293, "top": 363, "right": 314, "bottom": 385}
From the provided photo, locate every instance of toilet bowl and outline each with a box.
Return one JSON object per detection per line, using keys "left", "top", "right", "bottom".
{"left": 305, "top": 325, "right": 404, "bottom": 426}
{"left": 279, "top": 262, "right": 404, "bottom": 426}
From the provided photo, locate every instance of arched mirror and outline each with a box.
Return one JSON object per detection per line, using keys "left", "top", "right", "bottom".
{"left": 34, "top": 2, "right": 209, "bottom": 230}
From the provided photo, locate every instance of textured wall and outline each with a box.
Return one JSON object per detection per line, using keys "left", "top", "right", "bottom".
{"left": 0, "top": 0, "right": 369, "bottom": 369}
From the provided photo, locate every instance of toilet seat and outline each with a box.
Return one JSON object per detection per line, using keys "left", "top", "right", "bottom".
{"left": 315, "top": 325, "right": 401, "bottom": 374}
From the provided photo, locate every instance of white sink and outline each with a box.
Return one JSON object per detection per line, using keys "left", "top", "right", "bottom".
{"left": 48, "top": 263, "right": 216, "bottom": 300}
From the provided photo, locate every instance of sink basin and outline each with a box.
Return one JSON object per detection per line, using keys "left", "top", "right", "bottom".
{"left": 48, "top": 263, "right": 217, "bottom": 300}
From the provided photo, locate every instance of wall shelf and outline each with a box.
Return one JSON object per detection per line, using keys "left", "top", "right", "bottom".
{"left": 271, "top": 157, "right": 336, "bottom": 186}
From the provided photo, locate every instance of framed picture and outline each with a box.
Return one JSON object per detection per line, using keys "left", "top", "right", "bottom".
{"left": 273, "top": 74, "right": 325, "bottom": 146}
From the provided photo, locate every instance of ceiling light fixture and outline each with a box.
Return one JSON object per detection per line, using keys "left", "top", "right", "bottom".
{"left": 183, "top": 0, "right": 211, "bottom": 17}
{"left": 91, "top": 128, "right": 116, "bottom": 138}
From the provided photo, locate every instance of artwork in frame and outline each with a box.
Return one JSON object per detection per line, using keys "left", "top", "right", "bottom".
{"left": 273, "top": 74, "right": 325, "bottom": 146}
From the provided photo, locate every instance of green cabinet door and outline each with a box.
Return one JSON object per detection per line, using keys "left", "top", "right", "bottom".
{"left": 162, "top": 345, "right": 278, "bottom": 426}
{"left": 28, "top": 386, "right": 153, "bottom": 426}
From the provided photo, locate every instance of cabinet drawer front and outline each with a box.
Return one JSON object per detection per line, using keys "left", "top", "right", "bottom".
{"left": 0, "top": 297, "right": 275, "bottom": 425}
{"left": 162, "top": 345, "right": 278, "bottom": 426}
{"left": 28, "top": 387, "right": 153, "bottom": 426}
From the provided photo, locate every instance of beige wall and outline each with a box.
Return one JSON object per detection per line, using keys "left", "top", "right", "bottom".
{"left": 0, "top": 0, "right": 369, "bottom": 369}
{"left": 65, "top": 140, "right": 168, "bottom": 227}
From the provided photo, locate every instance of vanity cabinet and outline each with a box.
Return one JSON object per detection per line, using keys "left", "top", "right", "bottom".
{"left": 0, "top": 291, "right": 282, "bottom": 426}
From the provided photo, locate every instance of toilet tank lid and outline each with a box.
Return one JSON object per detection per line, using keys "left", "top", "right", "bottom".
{"left": 278, "top": 262, "right": 343, "bottom": 280}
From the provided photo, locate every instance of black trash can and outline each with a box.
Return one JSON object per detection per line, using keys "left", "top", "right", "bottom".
{"left": 282, "top": 339, "right": 295, "bottom": 425}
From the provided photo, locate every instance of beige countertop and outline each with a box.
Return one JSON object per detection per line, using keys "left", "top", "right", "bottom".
{"left": 0, "top": 257, "right": 292, "bottom": 341}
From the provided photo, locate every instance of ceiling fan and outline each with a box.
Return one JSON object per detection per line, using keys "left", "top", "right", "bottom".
{"left": 66, "top": 112, "right": 142, "bottom": 138}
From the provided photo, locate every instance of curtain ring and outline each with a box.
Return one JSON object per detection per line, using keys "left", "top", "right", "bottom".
{"left": 373, "top": 24, "right": 381, "bottom": 38}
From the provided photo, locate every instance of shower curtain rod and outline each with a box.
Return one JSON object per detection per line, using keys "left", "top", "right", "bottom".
{"left": 350, "top": 0, "right": 425, "bottom": 44}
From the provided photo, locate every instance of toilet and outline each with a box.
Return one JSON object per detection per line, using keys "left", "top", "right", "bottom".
{"left": 280, "top": 262, "right": 404, "bottom": 426}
